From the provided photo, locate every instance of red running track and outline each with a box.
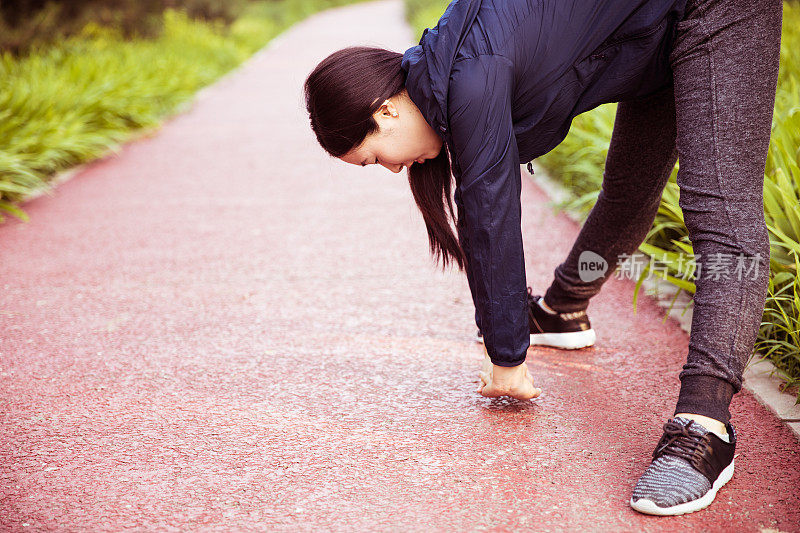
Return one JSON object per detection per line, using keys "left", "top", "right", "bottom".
{"left": 1, "top": 1, "right": 798, "bottom": 530}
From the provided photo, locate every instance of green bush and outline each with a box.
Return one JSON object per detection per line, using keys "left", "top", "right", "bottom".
{"left": 0, "top": 1, "right": 166, "bottom": 53}
{"left": 0, "top": 1, "right": 256, "bottom": 54}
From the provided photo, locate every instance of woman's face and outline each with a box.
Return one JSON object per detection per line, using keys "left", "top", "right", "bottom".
{"left": 340, "top": 89, "right": 444, "bottom": 173}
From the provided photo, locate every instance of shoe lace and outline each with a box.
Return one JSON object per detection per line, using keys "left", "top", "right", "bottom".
{"left": 652, "top": 420, "right": 711, "bottom": 465}
{"left": 526, "top": 286, "right": 536, "bottom": 305}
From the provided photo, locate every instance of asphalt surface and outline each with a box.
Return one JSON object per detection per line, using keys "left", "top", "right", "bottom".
{"left": 1, "top": 0, "right": 799, "bottom": 531}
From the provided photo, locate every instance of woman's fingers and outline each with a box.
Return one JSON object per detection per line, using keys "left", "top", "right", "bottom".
{"left": 510, "top": 382, "right": 536, "bottom": 400}
{"left": 523, "top": 366, "right": 543, "bottom": 398}
{"left": 479, "top": 382, "right": 501, "bottom": 397}
{"left": 477, "top": 369, "right": 490, "bottom": 393}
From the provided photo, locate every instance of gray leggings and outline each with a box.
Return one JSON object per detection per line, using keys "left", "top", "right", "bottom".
{"left": 542, "top": 0, "right": 783, "bottom": 423}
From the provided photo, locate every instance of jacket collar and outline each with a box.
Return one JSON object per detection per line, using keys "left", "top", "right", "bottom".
{"left": 401, "top": 0, "right": 483, "bottom": 138}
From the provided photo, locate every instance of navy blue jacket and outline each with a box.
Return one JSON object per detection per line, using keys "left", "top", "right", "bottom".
{"left": 401, "top": 0, "right": 688, "bottom": 366}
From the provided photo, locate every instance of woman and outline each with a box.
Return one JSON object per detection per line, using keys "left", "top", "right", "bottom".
{"left": 303, "top": 0, "right": 782, "bottom": 516}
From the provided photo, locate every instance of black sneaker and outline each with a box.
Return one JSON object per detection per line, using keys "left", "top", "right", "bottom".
{"left": 475, "top": 286, "right": 596, "bottom": 349}
{"left": 630, "top": 417, "right": 736, "bottom": 516}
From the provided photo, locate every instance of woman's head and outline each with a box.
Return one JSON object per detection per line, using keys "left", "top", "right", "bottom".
{"left": 304, "top": 46, "right": 467, "bottom": 271}
{"left": 339, "top": 88, "right": 443, "bottom": 173}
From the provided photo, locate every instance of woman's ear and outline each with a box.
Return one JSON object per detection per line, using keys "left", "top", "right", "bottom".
{"left": 372, "top": 99, "right": 399, "bottom": 134}
{"left": 376, "top": 98, "right": 399, "bottom": 118}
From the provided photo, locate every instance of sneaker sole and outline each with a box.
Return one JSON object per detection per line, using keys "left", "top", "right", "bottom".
{"left": 629, "top": 459, "right": 735, "bottom": 516}
{"left": 475, "top": 329, "right": 596, "bottom": 350}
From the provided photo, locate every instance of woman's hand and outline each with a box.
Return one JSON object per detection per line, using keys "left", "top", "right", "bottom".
{"left": 477, "top": 353, "right": 542, "bottom": 400}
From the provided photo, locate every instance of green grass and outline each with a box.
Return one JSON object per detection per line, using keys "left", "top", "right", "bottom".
{"left": 0, "top": 0, "right": 369, "bottom": 221}
{"left": 405, "top": 0, "right": 800, "bottom": 397}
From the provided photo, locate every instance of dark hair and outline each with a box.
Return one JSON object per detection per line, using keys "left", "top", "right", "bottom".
{"left": 303, "top": 45, "right": 467, "bottom": 272}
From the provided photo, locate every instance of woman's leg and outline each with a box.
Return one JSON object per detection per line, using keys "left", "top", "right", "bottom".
{"left": 631, "top": 3, "right": 781, "bottom": 514}
{"left": 542, "top": 86, "right": 678, "bottom": 313}
{"left": 668, "top": 0, "right": 783, "bottom": 425}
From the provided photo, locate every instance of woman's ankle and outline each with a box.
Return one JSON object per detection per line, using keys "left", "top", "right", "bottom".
{"left": 540, "top": 290, "right": 589, "bottom": 315}
{"left": 675, "top": 412, "right": 727, "bottom": 437}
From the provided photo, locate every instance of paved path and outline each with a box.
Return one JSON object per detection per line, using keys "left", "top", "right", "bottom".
{"left": 1, "top": 1, "right": 799, "bottom": 530}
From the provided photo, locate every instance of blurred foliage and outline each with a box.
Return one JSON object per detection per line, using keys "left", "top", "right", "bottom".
{"left": 405, "top": 0, "right": 800, "bottom": 395}
{"left": 0, "top": 0, "right": 252, "bottom": 54}
{"left": 404, "top": 0, "right": 447, "bottom": 39}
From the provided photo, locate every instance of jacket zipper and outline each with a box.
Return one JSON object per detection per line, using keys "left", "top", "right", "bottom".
{"left": 588, "top": 21, "right": 666, "bottom": 60}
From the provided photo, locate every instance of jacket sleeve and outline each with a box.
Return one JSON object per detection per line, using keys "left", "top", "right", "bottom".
{"left": 448, "top": 54, "right": 530, "bottom": 367}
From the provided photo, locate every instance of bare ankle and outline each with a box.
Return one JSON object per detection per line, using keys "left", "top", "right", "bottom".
{"left": 675, "top": 413, "right": 727, "bottom": 436}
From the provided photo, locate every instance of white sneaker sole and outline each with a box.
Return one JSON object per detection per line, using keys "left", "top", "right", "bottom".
{"left": 629, "top": 459, "right": 735, "bottom": 516}
{"left": 475, "top": 329, "right": 596, "bottom": 350}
